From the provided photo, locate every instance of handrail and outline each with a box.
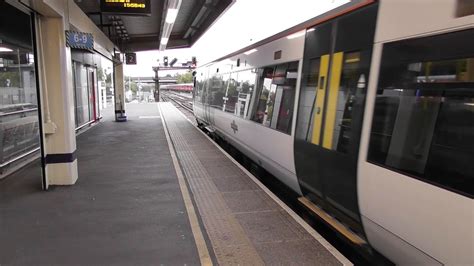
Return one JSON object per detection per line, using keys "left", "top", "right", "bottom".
{"left": 0, "top": 147, "right": 40, "bottom": 168}
{"left": 75, "top": 119, "right": 96, "bottom": 131}
{"left": 0, "top": 108, "right": 38, "bottom": 117}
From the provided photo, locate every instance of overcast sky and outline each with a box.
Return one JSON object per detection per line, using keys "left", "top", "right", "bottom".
{"left": 124, "top": 0, "right": 349, "bottom": 77}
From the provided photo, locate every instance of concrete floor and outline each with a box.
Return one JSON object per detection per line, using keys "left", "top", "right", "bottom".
{"left": 0, "top": 103, "right": 348, "bottom": 265}
{"left": 0, "top": 103, "right": 200, "bottom": 265}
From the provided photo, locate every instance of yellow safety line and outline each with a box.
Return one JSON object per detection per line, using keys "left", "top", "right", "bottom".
{"left": 158, "top": 103, "right": 213, "bottom": 266}
{"left": 323, "top": 52, "right": 344, "bottom": 149}
{"left": 311, "top": 54, "right": 330, "bottom": 145}
{"left": 298, "top": 197, "right": 367, "bottom": 246}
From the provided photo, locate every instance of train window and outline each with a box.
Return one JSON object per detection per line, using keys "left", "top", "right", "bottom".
{"left": 223, "top": 72, "right": 238, "bottom": 113}
{"left": 368, "top": 29, "right": 474, "bottom": 197}
{"left": 234, "top": 70, "right": 257, "bottom": 118}
{"left": 195, "top": 71, "right": 206, "bottom": 104}
{"left": 250, "top": 61, "right": 298, "bottom": 134}
{"left": 296, "top": 58, "right": 321, "bottom": 141}
{"left": 208, "top": 73, "right": 225, "bottom": 109}
{"left": 327, "top": 51, "right": 365, "bottom": 153}
{"left": 250, "top": 67, "right": 274, "bottom": 124}
{"left": 300, "top": 50, "right": 369, "bottom": 154}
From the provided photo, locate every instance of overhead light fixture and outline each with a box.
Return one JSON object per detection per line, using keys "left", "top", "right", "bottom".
{"left": 244, "top": 49, "right": 257, "bottom": 55}
{"left": 0, "top": 47, "right": 13, "bottom": 52}
{"left": 287, "top": 31, "right": 306, "bottom": 39}
{"left": 166, "top": 8, "right": 179, "bottom": 23}
{"left": 159, "top": 0, "right": 182, "bottom": 51}
{"left": 307, "top": 28, "right": 315, "bottom": 32}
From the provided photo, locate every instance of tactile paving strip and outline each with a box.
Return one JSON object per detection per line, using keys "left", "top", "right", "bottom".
{"left": 160, "top": 103, "right": 344, "bottom": 266}
{"left": 161, "top": 105, "right": 264, "bottom": 265}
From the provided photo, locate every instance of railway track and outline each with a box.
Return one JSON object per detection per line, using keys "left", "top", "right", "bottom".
{"left": 160, "top": 91, "right": 195, "bottom": 122}
{"left": 161, "top": 91, "right": 193, "bottom": 111}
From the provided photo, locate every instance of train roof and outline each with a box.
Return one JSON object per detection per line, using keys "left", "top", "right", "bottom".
{"left": 201, "top": 0, "right": 375, "bottom": 67}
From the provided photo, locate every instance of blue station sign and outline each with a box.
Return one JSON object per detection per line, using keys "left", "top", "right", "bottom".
{"left": 65, "top": 31, "right": 94, "bottom": 51}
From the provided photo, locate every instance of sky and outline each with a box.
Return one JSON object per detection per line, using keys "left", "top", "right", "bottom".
{"left": 124, "top": 0, "right": 350, "bottom": 77}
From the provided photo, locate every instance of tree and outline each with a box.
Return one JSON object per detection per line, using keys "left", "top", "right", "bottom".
{"left": 124, "top": 76, "right": 139, "bottom": 94}
{"left": 176, "top": 72, "right": 193, "bottom": 84}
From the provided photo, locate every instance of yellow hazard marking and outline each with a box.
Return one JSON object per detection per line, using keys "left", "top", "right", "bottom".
{"left": 322, "top": 52, "right": 344, "bottom": 149}
{"left": 299, "top": 197, "right": 366, "bottom": 246}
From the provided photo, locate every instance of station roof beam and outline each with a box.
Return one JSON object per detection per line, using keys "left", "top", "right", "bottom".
{"left": 74, "top": 0, "right": 234, "bottom": 52}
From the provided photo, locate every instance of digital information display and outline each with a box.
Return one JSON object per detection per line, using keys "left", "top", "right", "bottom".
{"left": 100, "top": 0, "right": 151, "bottom": 16}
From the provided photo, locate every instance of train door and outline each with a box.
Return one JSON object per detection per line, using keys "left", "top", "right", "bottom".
{"left": 294, "top": 4, "right": 378, "bottom": 235}
{"left": 193, "top": 68, "right": 208, "bottom": 123}
{"left": 88, "top": 68, "right": 98, "bottom": 121}
{"left": 203, "top": 69, "right": 211, "bottom": 124}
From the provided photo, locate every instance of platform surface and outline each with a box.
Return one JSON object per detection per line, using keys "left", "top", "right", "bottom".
{"left": 0, "top": 104, "right": 200, "bottom": 265}
{"left": 0, "top": 103, "right": 349, "bottom": 265}
{"left": 159, "top": 102, "right": 347, "bottom": 265}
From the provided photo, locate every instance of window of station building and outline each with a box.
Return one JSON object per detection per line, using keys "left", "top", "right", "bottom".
{"left": 0, "top": 1, "right": 40, "bottom": 165}
{"left": 250, "top": 61, "right": 298, "bottom": 134}
{"left": 71, "top": 50, "right": 108, "bottom": 127}
{"left": 367, "top": 29, "right": 474, "bottom": 197}
{"left": 73, "top": 62, "right": 91, "bottom": 127}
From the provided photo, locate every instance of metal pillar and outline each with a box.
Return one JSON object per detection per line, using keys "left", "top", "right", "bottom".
{"left": 153, "top": 66, "right": 160, "bottom": 102}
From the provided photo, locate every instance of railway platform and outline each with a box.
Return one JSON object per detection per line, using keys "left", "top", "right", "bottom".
{"left": 0, "top": 103, "right": 349, "bottom": 265}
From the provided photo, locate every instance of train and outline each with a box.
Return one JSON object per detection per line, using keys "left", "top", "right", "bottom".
{"left": 160, "top": 83, "right": 194, "bottom": 92}
{"left": 192, "top": 0, "right": 473, "bottom": 265}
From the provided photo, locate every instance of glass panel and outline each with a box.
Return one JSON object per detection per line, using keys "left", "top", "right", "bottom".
{"left": 223, "top": 72, "right": 238, "bottom": 113}
{"left": 74, "top": 62, "right": 90, "bottom": 127}
{"left": 368, "top": 29, "right": 474, "bottom": 197}
{"left": 250, "top": 61, "right": 298, "bottom": 134}
{"left": 221, "top": 73, "right": 230, "bottom": 111}
{"left": 195, "top": 70, "right": 206, "bottom": 104}
{"left": 209, "top": 73, "right": 225, "bottom": 109}
{"left": 251, "top": 67, "right": 274, "bottom": 124}
{"left": 88, "top": 69, "right": 96, "bottom": 121}
{"left": 296, "top": 58, "right": 321, "bottom": 141}
{"left": 0, "top": 3, "right": 39, "bottom": 165}
{"left": 264, "top": 83, "right": 277, "bottom": 127}
{"left": 275, "top": 86, "right": 295, "bottom": 132}
{"left": 234, "top": 70, "right": 256, "bottom": 118}
{"left": 330, "top": 51, "right": 364, "bottom": 153}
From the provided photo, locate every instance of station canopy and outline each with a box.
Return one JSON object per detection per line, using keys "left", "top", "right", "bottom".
{"left": 75, "top": 0, "right": 234, "bottom": 52}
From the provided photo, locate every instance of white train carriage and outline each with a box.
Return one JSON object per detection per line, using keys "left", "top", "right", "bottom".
{"left": 193, "top": 0, "right": 474, "bottom": 264}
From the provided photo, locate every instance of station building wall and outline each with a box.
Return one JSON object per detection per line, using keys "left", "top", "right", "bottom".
{"left": 0, "top": 0, "right": 120, "bottom": 186}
